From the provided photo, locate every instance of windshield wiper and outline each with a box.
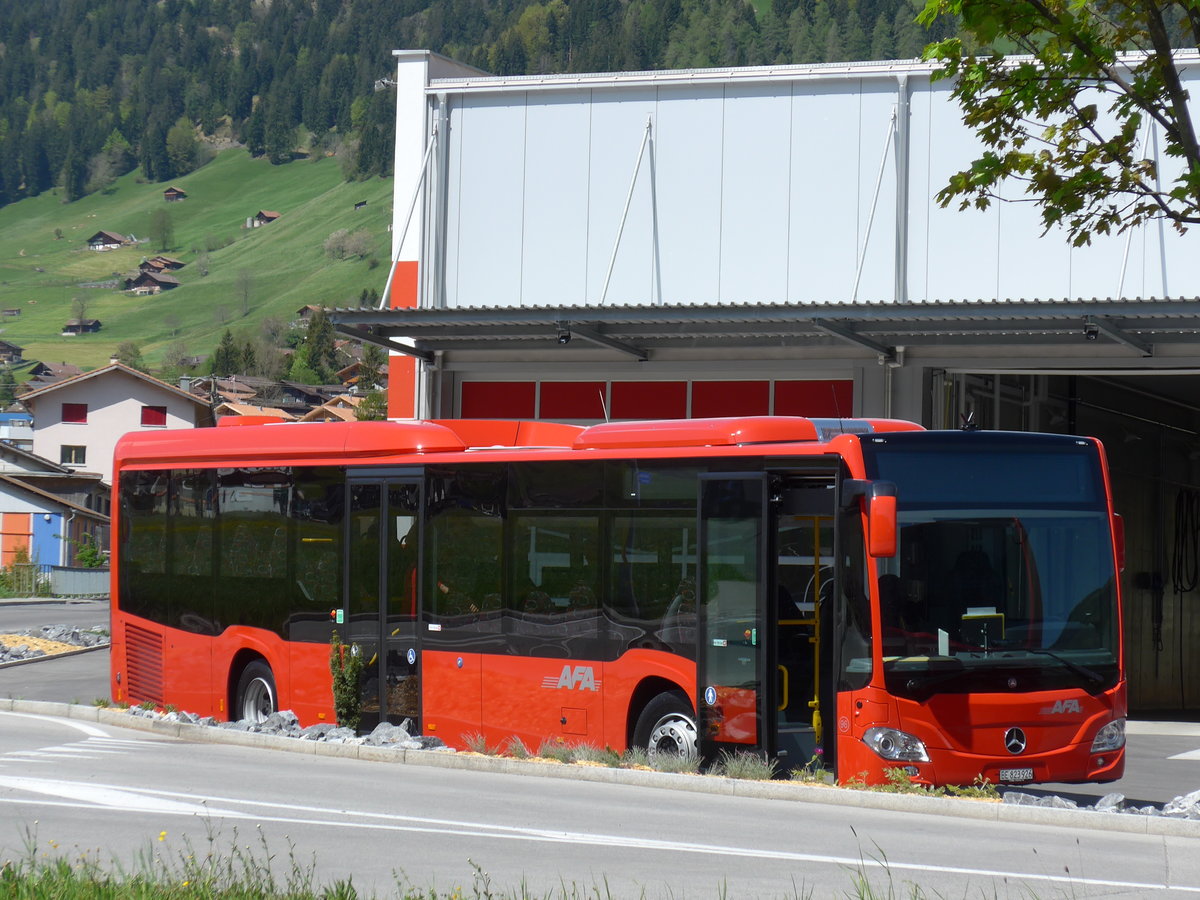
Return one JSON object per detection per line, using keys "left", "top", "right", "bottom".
{"left": 1016, "top": 648, "right": 1105, "bottom": 685}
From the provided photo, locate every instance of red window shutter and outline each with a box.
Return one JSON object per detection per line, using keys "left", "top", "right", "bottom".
{"left": 141, "top": 405, "right": 167, "bottom": 427}
{"left": 62, "top": 403, "right": 88, "bottom": 424}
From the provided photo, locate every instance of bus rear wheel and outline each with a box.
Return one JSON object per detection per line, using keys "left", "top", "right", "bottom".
{"left": 633, "top": 691, "right": 697, "bottom": 761}
{"left": 236, "top": 661, "right": 276, "bottom": 724}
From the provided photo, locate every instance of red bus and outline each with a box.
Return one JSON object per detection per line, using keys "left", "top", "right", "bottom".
{"left": 110, "top": 415, "right": 1126, "bottom": 787}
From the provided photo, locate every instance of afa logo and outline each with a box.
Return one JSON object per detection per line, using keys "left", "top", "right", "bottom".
{"left": 542, "top": 665, "right": 600, "bottom": 692}
{"left": 1041, "top": 699, "right": 1082, "bottom": 715}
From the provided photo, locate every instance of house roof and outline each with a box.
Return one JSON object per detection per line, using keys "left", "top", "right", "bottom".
{"left": 214, "top": 402, "right": 296, "bottom": 419}
{"left": 164, "top": 186, "right": 187, "bottom": 194}
{"left": 63, "top": 319, "right": 101, "bottom": 327}
{"left": 0, "top": 339, "right": 24, "bottom": 352}
{"left": 19, "top": 363, "right": 212, "bottom": 409}
{"left": 130, "top": 271, "right": 181, "bottom": 286}
{"left": 256, "top": 210, "right": 281, "bottom": 220}
{"left": 88, "top": 230, "right": 126, "bottom": 244}
{"left": 0, "top": 441, "right": 75, "bottom": 475}
{"left": 30, "top": 362, "right": 83, "bottom": 378}
{"left": 0, "top": 474, "right": 110, "bottom": 522}
{"left": 299, "top": 394, "right": 362, "bottom": 422}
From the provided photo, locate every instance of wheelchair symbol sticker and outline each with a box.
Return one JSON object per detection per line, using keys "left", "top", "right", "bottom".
{"left": 407, "top": 648, "right": 416, "bottom": 666}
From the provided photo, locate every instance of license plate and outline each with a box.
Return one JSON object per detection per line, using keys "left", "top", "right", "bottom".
{"left": 999, "top": 767, "right": 1034, "bottom": 783}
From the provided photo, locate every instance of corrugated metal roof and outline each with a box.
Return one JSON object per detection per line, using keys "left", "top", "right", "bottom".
{"left": 331, "top": 297, "right": 1200, "bottom": 361}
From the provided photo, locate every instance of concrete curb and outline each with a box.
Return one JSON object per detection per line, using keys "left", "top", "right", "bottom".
{"left": 0, "top": 597, "right": 108, "bottom": 606}
{"left": 0, "top": 643, "right": 109, "bottom": 670}
{"left": 3, "top": 698, "right": 1197, "bottom": 839}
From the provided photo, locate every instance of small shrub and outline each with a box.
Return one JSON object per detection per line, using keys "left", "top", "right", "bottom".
{"left": 506, "top": 737, "right": 531, "bottom": 759}
{"left": 713, "top": 750, "right": 778, "bottom": 781}
{"left": 946, "top": 776, "right": 999, "bottom": 800}
{"left": 649, "top": 751, "right": 702, "bottom": 775}
{"left": 463, "top": 732, "right": 496, "bottom": 755}
{"left": 536, "top": 739, "right": 574, "bottom": 763}
{"left": 92, "top": 697, "right": 110, "bottom": 708}
{"left": 137, "top": 700, "right": 156, "bottom": 711}
{"left": 621, "top": 746, "right": 650, "bottom": 768}
{"left": 571, "top": 744, "right": 622, "bottom": 767}
{"left": 329, "top": 631, "right": 363, "bottom": 733}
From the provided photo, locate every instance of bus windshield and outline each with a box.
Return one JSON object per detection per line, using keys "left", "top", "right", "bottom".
{"left": 862, "top": 433, "right": 1119, "bottom": 699}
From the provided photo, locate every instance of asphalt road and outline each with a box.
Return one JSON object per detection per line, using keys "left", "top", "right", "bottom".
{"left": 0, "top": 711, "right": 1198, "bottom": 898}
{"left": 2, "top": 599, "right": 1199, "bottom": 810}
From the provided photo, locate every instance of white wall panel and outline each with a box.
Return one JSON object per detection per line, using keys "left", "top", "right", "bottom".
{"left": 920, "top": 81, "right": 1000, "bottom": 301}
{"left": 789, "top": 82, "right": 863, "bottom": 303}
{"left": 432, "top": 62, "right": 1200, "bottom": 309}
{"left": 853, "top": 84, "right": 901, "bottom": 303}
{"left": 521, "top": 92, "right": 592, "bottom": 306}
{"left": 585, "top": 89, "right": 659, "bottom": 303}
{"left": 653, "top": 86, "right": 724, "bottom": 303}
{"left": 719, "top": 85, "right": 792, "bottom": 303}
{"left": 445, "top": 95, "right": 528, "bottom": 307}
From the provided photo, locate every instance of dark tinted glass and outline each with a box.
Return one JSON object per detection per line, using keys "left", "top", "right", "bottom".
{"left": 862, "top": 434, "right": 1105, "bottom": 509}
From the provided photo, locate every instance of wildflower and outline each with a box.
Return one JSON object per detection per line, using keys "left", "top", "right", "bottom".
{"left": 158, "top": 831, "right": 167, "bottom": 842}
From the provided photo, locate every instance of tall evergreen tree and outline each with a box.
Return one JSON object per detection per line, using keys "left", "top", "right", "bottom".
{"left": 211, "top": 329, "right": 239, "bottom": 376}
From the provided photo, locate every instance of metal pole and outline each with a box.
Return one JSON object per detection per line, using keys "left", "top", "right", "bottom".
{"left": 600, "top": 117, "right": 653, "bottom": 305}
{"left": 378, "top": 127, "right": 438, "bottom": 310}
{"left": 852, "top": 108, "right": 897, "bottom": 303}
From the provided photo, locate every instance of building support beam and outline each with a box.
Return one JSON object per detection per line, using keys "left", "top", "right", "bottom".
{"left": 812, "top": 318, "right": 895, "bottom": 361}
{"left": 1085, "top": 316, "right": 1154, "bottom": 357}
{"left": 557, "top": 321, "right": 648, "bottom": 361}
{"left": 335, "top": 325, "right": 435, "bottom": 363}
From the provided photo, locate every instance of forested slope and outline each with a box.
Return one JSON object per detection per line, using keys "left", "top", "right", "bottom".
{"left": 0, "top": 0, "right": 955, "bottom": 211}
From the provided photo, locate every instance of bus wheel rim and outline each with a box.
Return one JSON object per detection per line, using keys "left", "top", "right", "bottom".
{"left": 648, "top": 714, "right": 697, "bottom": 759}
{"left": 242, "top": 678, "right": 273, "bottom": 722}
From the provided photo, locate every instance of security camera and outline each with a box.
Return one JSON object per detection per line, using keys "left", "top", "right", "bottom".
{"left": 556, "top": 327, "right": 571, "bottom": 345}
{"left": 1084, "top": 322, "right": 1099, "bottom": 341}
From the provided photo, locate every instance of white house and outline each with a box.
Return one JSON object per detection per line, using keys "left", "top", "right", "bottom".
{"left": 22, "top": 363, "right": 214, "bottom": 486}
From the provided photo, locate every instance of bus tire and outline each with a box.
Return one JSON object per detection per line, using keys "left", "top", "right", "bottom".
{"left": 235, "top": 661, "right": 276, "bottom": 724}
{"left": 633, "top": 691, "right": 697, "bottom": 760}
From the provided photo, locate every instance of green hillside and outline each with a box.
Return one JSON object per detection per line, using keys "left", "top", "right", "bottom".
{"left": 0, "top": 150, "right": 393, "bottom": 371}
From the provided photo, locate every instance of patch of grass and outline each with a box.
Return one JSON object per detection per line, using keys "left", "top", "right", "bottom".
{"left": 569, "top": 744, "right": 621, "bottom": 767}
{"left": 91, "top": 697, "right": 111, "bottom": 707}
{"left": 620, "top": 746, "right": 650, "bottom": 768}
{"left": 137, "top": 700, "right": 157, "bottom": 711}
{"left": 648, "top": 751, "right": 702, "bottom": 775}
{"left": 462, "top": 732, "right": 496, "bottom": 755}
{"left": 536, "top": 739, "right": 574, "bottom": 763}
{"left": 505, "top": 737, "right": 531, "bottom": 760}
{"left": 0, "top": 150, "right": 392, "bottom": 370}
{"left": 712, "top": 750, "right": 778, "bottom": 781}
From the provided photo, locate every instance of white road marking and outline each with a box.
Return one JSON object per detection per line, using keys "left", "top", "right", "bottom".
{"left": 0, "top": 776, "right": 233, "bottom": 816}
{"left": 0, "top": 711, "right": 109, "bottom": 738}
{"left": 0, "top": 777, "right": 1195, "bottom": 894}
{"left": 1169, "top": 748, "right": 1200, "bottom": 760}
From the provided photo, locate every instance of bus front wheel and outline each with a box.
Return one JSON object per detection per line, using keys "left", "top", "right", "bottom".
{"left": 235, "top": 661, "right": 277, "bottom": 724}
{"left": 633, "top": 691, "right": 697, "bottom": 760}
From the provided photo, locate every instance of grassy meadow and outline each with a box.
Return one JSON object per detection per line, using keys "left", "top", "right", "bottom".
{"left": 0, "top": 151, "right": 394, "bottom": 370}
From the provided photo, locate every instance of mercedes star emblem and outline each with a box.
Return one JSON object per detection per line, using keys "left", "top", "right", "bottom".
{"left": 1004, "top": 727, "right": 1027, "bottom": 755}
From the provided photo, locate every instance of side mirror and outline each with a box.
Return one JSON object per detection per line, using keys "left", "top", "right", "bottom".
{"left": 1112, "top": 513, "right": 1125, "bottom": 573}
{"left": 868, "top": 482, "right": 897, "bottom": 558}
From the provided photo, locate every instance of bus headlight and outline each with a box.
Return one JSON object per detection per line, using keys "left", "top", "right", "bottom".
{"left": 1090, "top": 718, "right": 1126, "bottom": 753}
{"left": 863, "top": 727, "right": 930, "bottom": 762}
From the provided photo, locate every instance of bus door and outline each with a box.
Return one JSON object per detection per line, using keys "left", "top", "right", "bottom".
{"left": 346, "top": 476, "right": 422, "bottom": 732}
{"left": 697, "top": 474, "right": 771, "bottom": 764}
{"left": 774, "top": 473, "right": 839, "bottom": 771}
